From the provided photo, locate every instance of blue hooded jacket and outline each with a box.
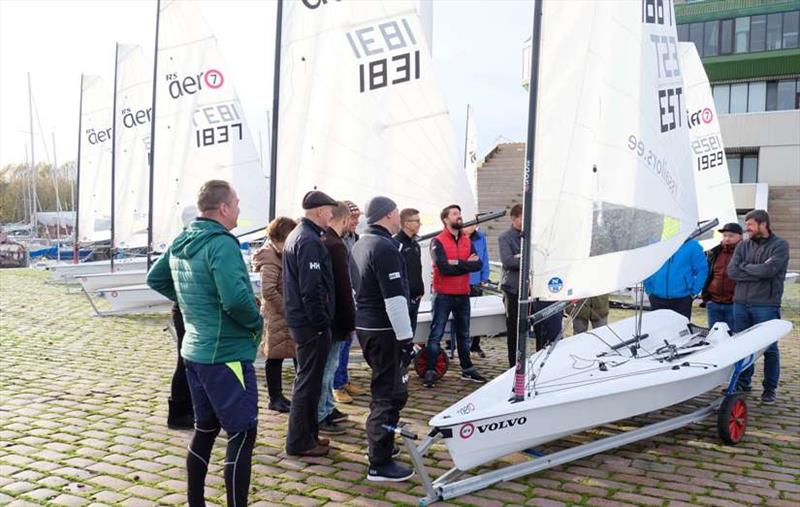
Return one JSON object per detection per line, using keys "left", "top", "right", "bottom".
{"left": 469, "top": 229, "right": 490, "bottom": 286}
{"left": 644, "top": 239, "right": 708, "bottom": 299}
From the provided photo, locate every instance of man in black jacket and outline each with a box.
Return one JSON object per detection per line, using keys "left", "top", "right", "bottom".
{"left": 318, "top": 202, "right": 356, "bottom": 434}
{"left": 394, "top": 208, "right": 425, "bottom": 333}
{"left": 498, "top": 204, "right": 526, "bottom": 367}
{"left": 283, "top": 190, "right": 337, "bottom": 457}
{"left": 727, "top": 209, "right": 790, "bottom": 404}
{"left": 352, "top": 196, "right": 415, "bottom": 482}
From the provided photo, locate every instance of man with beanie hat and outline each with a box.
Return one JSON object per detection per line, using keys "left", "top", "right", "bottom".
{"left": 283, "top": 189, "right": 338, "bottom": 456}
{"left": 352, "top": 196, "right": 415, "bottom": 482}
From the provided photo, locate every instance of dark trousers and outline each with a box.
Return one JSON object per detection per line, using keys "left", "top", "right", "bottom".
{"left": 286, "top": 327, "right": 331, "bottom": 454}
{"left": 706, "top": 301, "right": 735, "bottom": 329}
{"left": 649, "top": 294, "right": 693, "bottom": 320}
{"left": 532, "top": 300, "right": 563, "bottom": 351}
{"left": 426, "top": 294, "right": 474, "bottom": 372}
{"left": 734, "top": 304, "right": 781, "bottom": 392}
{"left": 357, "top": 329, "right": 409, "bottom": 466}
{"left": 503, "top": 291, "right": 520, "bottom": 368}
{"left": 170, "top": 305, "right": 193, "bottom": 419}
{"left": 408, "top": 298, "right": 421, "bottom": 335}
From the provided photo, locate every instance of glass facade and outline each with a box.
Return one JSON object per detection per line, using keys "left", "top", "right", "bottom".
{"left": 713, "top": 78, "right": 800, "bottom": 113}
{"left": 727, "top": 153, "right": 759, "bottom": 184}
{"left": 678, "top": 10, "right": 800, "bottom": 56}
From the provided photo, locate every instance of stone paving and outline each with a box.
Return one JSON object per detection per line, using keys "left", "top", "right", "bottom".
{"left": 1, "top": 267, "right": 798, "bottom": 506}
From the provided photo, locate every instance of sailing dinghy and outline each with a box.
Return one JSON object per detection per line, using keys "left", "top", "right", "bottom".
{"left": 393, "top": 2, "right": 792, "bottom": 503}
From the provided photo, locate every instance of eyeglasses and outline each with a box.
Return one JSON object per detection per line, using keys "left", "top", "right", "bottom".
{"left": 405, "top": 219, "right": 421, "bottom": 223}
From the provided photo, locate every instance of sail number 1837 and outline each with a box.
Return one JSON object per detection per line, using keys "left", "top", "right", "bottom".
{"left": 195, "top": 123, "right": 242, "bottom": 147}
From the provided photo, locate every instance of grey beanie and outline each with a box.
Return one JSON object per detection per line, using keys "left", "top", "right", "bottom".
{"left": 365, "top": 196, "right": 397, "bottom": 225}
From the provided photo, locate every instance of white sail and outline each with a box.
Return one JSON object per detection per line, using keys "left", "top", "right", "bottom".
{"left": 464, "top": 103, "right": 479, "bottom": 209}
{"left": 77, "top": 75, "right": 113, "bottom": 244}
{"left": 151, "top": 0, "right": 268, "bottom": 251}
{"left": 530, "top": 0, "right": 697, "bottom": 300}
{"left": 275, "top": 0, "right": 475, "bottom": 233}
{"left": 113, "top": 44, "right": 152, "bottom": 250}
{"left": 679, "top": 42, "right": 737, "bottom": 250}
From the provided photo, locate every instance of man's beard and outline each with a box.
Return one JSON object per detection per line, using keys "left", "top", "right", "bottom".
{"left": 451, "top": 219, "right": 463, "bottom": 230}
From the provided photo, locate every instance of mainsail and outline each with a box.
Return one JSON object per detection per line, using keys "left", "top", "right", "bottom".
{"left": 464, "top": 104, "right": 479, "bottom": 209}
{"left": 529, "top": 0, "right": 698, "bottom": 300}
{"left": 113, "top": 44, "right": 152, "bottom": 250}
{"left": 275, "top": 0, "right": 475, "bottom": 233}
{"left": 679, "top": 42, "right": 737, "bottom": 250}
{"left": 151, "top": 0, "right": 268, "bottom": 251}
{"left": 77, "top": 75, "right": 113, "bottom": 244}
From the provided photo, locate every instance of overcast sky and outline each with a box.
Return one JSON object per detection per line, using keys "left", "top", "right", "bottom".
{"left": 0, "top": 0, "right": 533, "bottom": 169}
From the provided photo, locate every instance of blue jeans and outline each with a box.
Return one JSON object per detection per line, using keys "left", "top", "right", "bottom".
{"left": 318, "top": 340, "right": 343, "bottom": 423}
{"left": 733, "top": 303, "right": 781, "bottom": 392}
{"left": 706, "top": 301, "right": 735, "bottom": 329}
{"left": 426, "top": 294, "right": 474, "bottom": 372}
{"left": 333, "top": 338, "right": 351, "bottom": 390}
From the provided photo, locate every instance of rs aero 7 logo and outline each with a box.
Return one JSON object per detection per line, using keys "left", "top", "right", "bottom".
{"left": 167, "top": 69, "right": 224, "bottom": 99}
{"left": 687, "top": 107, "right": 713, "bottom": 129}
{"left": 459, "top": 416, "right": 528, "bottom": 439}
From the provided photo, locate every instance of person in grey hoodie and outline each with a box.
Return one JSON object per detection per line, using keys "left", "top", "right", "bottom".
{"left": 727, "top": 209, "right": 790, "bottom": 404}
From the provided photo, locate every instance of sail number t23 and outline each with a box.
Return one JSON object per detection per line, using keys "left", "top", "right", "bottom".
{"left": 346, "top": 18, "right": 420, "bottom": 93}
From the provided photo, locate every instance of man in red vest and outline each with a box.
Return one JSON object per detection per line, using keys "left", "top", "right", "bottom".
{"left": 423, "top": 204, "right": 488, "bottom": 388}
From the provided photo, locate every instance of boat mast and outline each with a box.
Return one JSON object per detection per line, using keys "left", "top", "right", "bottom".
{"left": 73, "top": 74, "right": 85, "bottom": 264}
{"left": 110, "top": 43, "right": 120, "bottom": 272}
{"left": 52, "top": 132, "right": 61, "bottom": 261}
{"left": 27, "top": 73, "right": 38, "bottom": 236}
{"left": 146, "top": 0, "right": 162, "bottom": 270}
{"left": 268, "top": 0, "right": 283, "bottom": 222}
{"left": 463, "top": 104, "right": 470, "bottom": 170}
{"left": 513, "top": 0, "right": 544, "bottom": 403}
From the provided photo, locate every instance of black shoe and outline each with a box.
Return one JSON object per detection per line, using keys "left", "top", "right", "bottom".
{"left": 736, "top": 382, "right": 753, "bottom": 392}
{"left": 319, "top": 417, "right": 347, "bottom": 435}
{"left": 329, "top": 407, "right": 349, "bottom": 423}
{"left": 367, "top": 460, "right": 414, "bottom": 482}
{"left": 364, "top": 445, "right": 401, "bottom": 459}
{"left": 761, "top": 390, "right": 776, "bottom": 404}
{"left": 423, "top": 370, "right": 437, "bottom": 388}
{"left": 268, "top": 398, "right": 291, "bottom": 413}
{"left": 167, "top": 413, "right": 195, "bottom": 430}
{"left": 471, "top": 347, "right": 486, "bottom": 358}
{"left": 461, "top": 369, "right": 488, "bottom": 383}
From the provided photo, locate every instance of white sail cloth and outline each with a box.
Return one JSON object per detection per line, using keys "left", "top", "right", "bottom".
{"left": 77, "top": 75, "right": 113, "bottom": 244}
{"left": 464, "top": 104, "right": 479, "bottom": 209}
{"left": 275, "top": 0, "right": 475, "bottom": 233}
{"left": 151, "top": 0, "right": 268, "bottom": 251}
{"left": 678, "top": 42, "right": 737, "bottom": 250}
{"left": 529, "top": 0, "right": 698, "bottom": 300}
{"left": 113, "top": 44, "right": 152, "bottom": 250}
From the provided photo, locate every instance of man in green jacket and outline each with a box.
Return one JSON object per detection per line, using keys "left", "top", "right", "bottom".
{"left": 147, "top": 180, "right": 263, "bottom": 507}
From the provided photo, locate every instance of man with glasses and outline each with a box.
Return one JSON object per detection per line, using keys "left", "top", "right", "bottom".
{"left": 394, "top": 208, "right": 425, "bottom": 333}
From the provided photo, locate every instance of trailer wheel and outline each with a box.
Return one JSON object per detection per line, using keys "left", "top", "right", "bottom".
{"left": 717, "top": 394, "right": 747, "bottom": 445}
{"left": 414, "top": 348, "right": 448, "bottom": 380}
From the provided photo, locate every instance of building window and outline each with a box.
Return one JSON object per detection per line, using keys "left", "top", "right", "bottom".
{"left": 735, "top": 16, "right": 750, "bottom": 53}
{"left": 704, "top": 20, "right": 720, "bottom": 56}
{"left": 748, "top": 81, "right": 766, "bottom": 112}
{"left": 778, "top": 79, "right": 796, "bottom": 110}
{"left": 713, "top": 84, "right": 730, "bottom": 114}
{"left": 714, "top": 79, "right": 800, "bottom": 114}
{"left": 729, "top": 83, "right": 748, "bottom": 113}
{"left": 784, "top": 11, "right": 799, "bottom": 49}
{"left": 767, "top": 13, "right": 783, "bottom": 50}
{"left": 677, "top": 23, "right": 689, "bottom": 42}
{"left": 690, "top": 22, "right": 705, "bottom": 56}
{"left": 720, "top": 19, "right": 734, "bottom": 54}
{"left": 727, "top": 153, "right": 758, "bottom": 184}
{"left": 750, "top": 15, "right": 767, "bottom": 51}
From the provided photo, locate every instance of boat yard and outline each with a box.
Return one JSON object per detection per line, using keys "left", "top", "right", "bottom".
{"left": 2, "top": 268, "right": 798, "bottom": 506}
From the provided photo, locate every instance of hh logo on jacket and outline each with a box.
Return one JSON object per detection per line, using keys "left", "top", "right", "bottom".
{"left": 309, "top": 262, "right": 320, "bottom": 270}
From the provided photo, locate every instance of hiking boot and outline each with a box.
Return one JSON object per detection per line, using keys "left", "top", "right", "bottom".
{"left": 423, "top": 370, "right": 437, "bottom": 388}
{"left": 761, "top": 390, "right": 776, "bottom": 404}
{"left": 344, "top": 382, "right": 366, "bottom": 396}
{"left": 367, "top": 460, "right": 414, "bottom": 482}
{"left": 329, "top": 407, "right": 349, "bottom": 423}
{"left": 268, "top": 397, "right": 291, "bottom": 413}
{"left": 167, "top": 413, "right": 195, "bottom": 430}
{"left": 461, "top": 369, "right": 488, "bottom": 384}
{"left": 333, "top": 388, "right": 353, "bottom": 404}
{"left": 287, "top": 444, "right": 329, "bottom": 457}
{"left": 319, "top": 417, "right": 347, "bottom": 435}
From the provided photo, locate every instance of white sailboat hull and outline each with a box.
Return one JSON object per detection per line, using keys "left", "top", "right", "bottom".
{"left": 78, "top": 270, "right": 147, "bottom": 293}
{"left": 429, "top": 310, "right": 792, "bottom": 471}
{"left": 413, "top": 295, "right": 506, "bottom": 344}
{"left": 48, "top": 257, "right": 147, "bottom": 283}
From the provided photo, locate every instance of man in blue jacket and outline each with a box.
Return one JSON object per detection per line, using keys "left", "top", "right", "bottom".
{"left": 464, "top": 223, "right": 490, "bottom": 357}
{"left": 643, "top": 238, "right": 708, "bottom": 320}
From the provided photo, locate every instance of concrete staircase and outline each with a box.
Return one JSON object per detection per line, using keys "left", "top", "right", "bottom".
{"left": 767, "top": 186, "right": 800, "bottom": 272}
{"left": 476, "top": 143, "right": 526, "bottom": 261}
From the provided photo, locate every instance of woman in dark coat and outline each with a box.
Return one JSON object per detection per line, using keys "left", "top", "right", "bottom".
{"left": 253, "top": 217, "right": 297, "bottom": 413}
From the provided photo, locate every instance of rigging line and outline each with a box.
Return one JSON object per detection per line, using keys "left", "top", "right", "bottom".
{"left": 534, "top": 363, "right": 710, "bottom": 391}
{"left": 529, "top": 300, "right": 584, "bottom": 392}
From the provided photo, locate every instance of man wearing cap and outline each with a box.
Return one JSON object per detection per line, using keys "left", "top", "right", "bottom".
{"left": 727, "top": 209, "right": 790, "bottom": 404}
{"left": 701, "top": 222, "right": 743, "bottom": 329}
{"left": 352, "top": 196, "right": 415, "bottom": 482}
{"left": 283, "top": 190, "right": 337, "bottom": 457}
{"left": 424, "top": 204, "right": 488, "bottom": 388}
{"left": 332, "top": 200, "right": 367, "bottom": 404}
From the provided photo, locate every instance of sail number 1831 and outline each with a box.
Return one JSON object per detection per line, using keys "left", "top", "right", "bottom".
{"left": 346, "top": 18, "right": 421, "bottom": 93}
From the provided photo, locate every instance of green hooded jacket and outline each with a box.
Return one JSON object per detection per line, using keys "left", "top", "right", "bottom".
{"left": 147, "top": 218, "right": 263, "bottom": 364}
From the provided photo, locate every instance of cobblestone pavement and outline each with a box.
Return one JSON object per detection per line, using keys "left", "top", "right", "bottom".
{"left": 1, "top": 268, "right": 798, "bottom": 506}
